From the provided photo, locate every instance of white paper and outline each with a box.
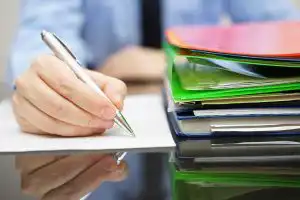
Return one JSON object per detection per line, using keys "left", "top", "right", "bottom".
{"left": 0, "top": 94, "right": 175, "bottom": 154}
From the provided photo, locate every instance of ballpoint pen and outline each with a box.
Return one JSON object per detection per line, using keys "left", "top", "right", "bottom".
{"left": 41, "top": 30, "right": 135, "bottom": 164}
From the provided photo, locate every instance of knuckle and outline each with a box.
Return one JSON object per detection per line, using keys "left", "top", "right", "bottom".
{"left": 56, "top": 76, "right": 74, "bottom": 97}
{"left": 50, "top": 101, "right": 66, "bottom": 117}
{"left": 31, "top": 54, "right": 49, "bottom": 70}
{"left": 21, "top": 179, "right": 37, "bottom": 195}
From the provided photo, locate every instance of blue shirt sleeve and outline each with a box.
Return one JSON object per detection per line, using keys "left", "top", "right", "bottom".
{"left": 6, "top": 0, "right": 89, "bottom": 85}
{"left": 226, "top": 0, "right": 300, "bottom": 23}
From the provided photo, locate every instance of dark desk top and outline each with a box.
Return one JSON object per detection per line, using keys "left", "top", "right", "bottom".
{"left": 0, "top": 153, "right": 171, "bottom": 200}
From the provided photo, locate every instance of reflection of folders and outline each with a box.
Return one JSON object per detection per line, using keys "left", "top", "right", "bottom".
{"left": 169, "top": 152, "right": 300, "bottom": 175}
{"left": 170, "top": 163, "right": 300, "bottom": 189}
{"left": 174, "top": 154, "right": 300, "bottom": 170}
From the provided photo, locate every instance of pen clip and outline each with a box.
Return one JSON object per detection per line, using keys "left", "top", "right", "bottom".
{"left": 52, "top": 33, "right": 77, "bottom": 60}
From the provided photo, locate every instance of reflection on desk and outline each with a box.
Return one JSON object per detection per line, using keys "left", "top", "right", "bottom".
{"left": 15, "top": 153, "right": 127, "bottom": 200}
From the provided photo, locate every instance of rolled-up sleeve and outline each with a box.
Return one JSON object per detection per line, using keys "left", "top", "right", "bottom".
{"left": 6, "top": 0, "right": 88, "bottom": 85}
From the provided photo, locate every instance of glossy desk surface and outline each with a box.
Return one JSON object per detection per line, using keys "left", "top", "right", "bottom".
{"left": 1, "top": 83, "right": 300, "bottom": 200}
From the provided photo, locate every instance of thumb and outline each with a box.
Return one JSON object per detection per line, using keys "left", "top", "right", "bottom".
{"left": 85, "top": 70, "right": 127, "bottom": 110}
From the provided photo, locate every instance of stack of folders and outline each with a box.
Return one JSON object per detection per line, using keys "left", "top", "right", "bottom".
{"left": 163, "top": 21, "right": 300, "bottom": 199}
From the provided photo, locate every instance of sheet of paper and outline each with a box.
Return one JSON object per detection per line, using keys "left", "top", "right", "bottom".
{"left": 0, "top": 94, "right": 175, "bottom": 154}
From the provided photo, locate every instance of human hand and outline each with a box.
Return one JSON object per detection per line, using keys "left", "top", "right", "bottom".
{"left": 12, "top": 54, "right": 127, "bottom": 136}
{"left": 16, "top": 154, "right": 127, "bottom": 200}
{"left": 99, "top": 46, "right": 165, "bottom": 82}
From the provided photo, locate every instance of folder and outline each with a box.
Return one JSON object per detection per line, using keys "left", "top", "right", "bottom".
{"left": 167, "top": 107, "right": 300, "bottom": 137}
{"left": 165, "top": 21, "right": 300, "bottom": 200}
{"left": 174, "top": 58, "right": 300, "bottom": 91}
{"left": 166, "top": 21, "right": 300, "bottom": 58}
{"left": 163, "top": 82, "right": 300, "bottom": 112}
{"left": 165, "top": 43, "right": 300, "bottom": 103}
{"left": 167, "top": 113, "right": 300, "bottom": 157}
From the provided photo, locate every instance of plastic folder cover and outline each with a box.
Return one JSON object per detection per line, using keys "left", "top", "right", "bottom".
{"left": 165, "top": 44, "right": 300, "bottom": 102}
{"left": 166, "top": 21, "right": 300, "bottom": 58}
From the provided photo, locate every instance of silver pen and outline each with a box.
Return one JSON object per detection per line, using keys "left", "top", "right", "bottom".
{"left": 41, "top": 30, "right": 134, "bottom": 164}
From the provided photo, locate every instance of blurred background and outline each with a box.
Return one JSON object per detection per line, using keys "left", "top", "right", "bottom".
{"left": 1, "top": 0, "right": 300, "bottom": 81}
{"left": 1, "top": 0, "right": 300, "bottom": 199}
{"left": 0, "top": 0, "right": 18, "bottom": 82}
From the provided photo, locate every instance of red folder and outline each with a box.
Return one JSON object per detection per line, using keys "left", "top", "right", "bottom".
{"left": 166, "top": 21, "right": 300, "bottom": 58}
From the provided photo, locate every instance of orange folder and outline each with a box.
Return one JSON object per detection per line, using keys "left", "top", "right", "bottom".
{"left": 166, "top": 21, "right": 300, "bottom": 58}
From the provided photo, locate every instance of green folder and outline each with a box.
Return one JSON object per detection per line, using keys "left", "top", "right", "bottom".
{"left": 170, "top": 163, "right": 300, "bottom": 200}
{"left": 165, "top": 43, "right": 300, "bottom": 103}
{"left": 174, "top": 59, "right": 300, "bottom": 91}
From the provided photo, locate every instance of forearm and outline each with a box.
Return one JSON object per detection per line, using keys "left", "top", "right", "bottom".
{"left": 6, "top": 0, "right": 88, "bottom": 85}
{"left": 98, "top": 46, "right": 165, "bottom": 82}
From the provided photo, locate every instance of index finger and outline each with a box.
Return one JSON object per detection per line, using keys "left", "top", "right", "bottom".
{"left": 15, "top": 155, "right": 65, "bottom": 174}
{"left": 33, "top": 55, "right": 116, "bottom": 120}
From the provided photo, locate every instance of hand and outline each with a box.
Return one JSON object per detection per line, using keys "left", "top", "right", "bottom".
{"left": 15, "top": 154, "right": 127, "bottom": 200}
{"left": 13, "top": 54, "right": 127, "bottom": 136}
{"left": 99, "top": 46, "right": 165, "bottom": 82}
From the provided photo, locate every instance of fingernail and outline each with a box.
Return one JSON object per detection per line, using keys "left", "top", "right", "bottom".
{"left": 101, "top": 107, "right": 116, "bottom": 120}
{"left": 115, "top": 162, "right": 126, "bottom": 174}
{"left": 112, "top": 95, "right": 124, "bottom": 108}
{"left": 103, "top": 120, "right": 114, "bottom": 129}
{"left": 113, "top": 94, "right": 123, "bottom": 103}
{"left": 102, "top": 156, "right": 119, "bottom": 172}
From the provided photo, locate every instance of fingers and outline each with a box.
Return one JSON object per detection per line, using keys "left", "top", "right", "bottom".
{"left": 13, "top": 54, "right": 128, "bottom": 136}
{"left": 32, "top": 55, "right": 116, "bottom": 120}
{"left": 15, "top": 68, "right": 113, "bottom": 128}
{"left": 21, "top": 154, "right": 106, "bottom": 197}
{"left": 15, "top": 155, "right": 65, "bottom": 174}
{"left": 12, "top": 93, "right": 107, "bottom": 136}
{"left": 42, "top": 156, "right": 128, "bottom": 200}
{"left": 12, "top": 108, "right": 42, "bottom": 133}
{"left": 87, "top": 70, "right": 127, "bottom": 110}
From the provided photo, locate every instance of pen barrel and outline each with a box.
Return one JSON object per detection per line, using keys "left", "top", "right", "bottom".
{"left": 41, "top": 31, "right": 134, "bottom": 165}
{"left": 41, "top": 31, "right": 113, "bottom": 104}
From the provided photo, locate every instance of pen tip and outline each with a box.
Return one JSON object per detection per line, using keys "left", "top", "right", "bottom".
{"left": 115, "top": 111, "right": 135, "bottom": 137}
{"left": 127, "top": 128, "right": 135, "bottom": 137}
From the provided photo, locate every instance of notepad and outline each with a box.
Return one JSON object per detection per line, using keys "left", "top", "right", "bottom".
{"left": 0, "top": 94, "right": 175, "bottom": 153}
